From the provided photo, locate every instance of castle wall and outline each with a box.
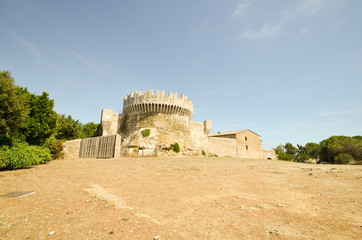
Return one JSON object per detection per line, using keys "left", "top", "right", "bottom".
{"left": 119, "top": 112, "right": 191, "bottom": 150}
{"left": 189, "top": 121, "right": 208, "bottom": 152}
{"left": 117, "top": 90, "right": 200, "bottom": 156}
{"left": 123, "top": 90, "right": 193, "bottom": 119}
{"left": 96, "top": 90, "right": 274, "bottom": 159}
{"left": 62, "top": 139, "right": 81, "bottom": 159}
{"left": 207, "top": 137, "right": 237, "bottom": 157}
{"left": 263, "top": 149, "right": 276, "bottom": 160}
{"left": 119, "top": 112, "right": 190, "bottom": 136}
{"left": 101, "top": 109, "right": 121, "bottom": 136}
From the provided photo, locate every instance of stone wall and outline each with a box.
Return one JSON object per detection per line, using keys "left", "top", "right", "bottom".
{"left": 189, "top": 121, "right": 208, "bottom": 152}
{"left": 62, "top": 139, "right": 81, "bottom": 159}
{"left": 101, "top": 109, "right": 120, "bottom": 136}
{"left": 114, "top": 134, "right": 122, "bottom": 158}
{"left": 262, "top": 149, "right": 276, "bottom": 160}
{"left": 119, "top": 111, "right": 192, "bottom": 155}
{"left": 123, "top": 90, "right": 194, "bottom": 118}
{"left": 207, "top": 130, "right": 275, "bottom": 159}
{"left": 207, "top": 137, "right": 237, "bottom": 157}
{"left": 95, "top": 90, "right": 275, "bottom": 159}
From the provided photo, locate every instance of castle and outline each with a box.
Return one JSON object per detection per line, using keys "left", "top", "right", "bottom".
{"left": 96, "top": 90, "right": 275, "bottom": 159}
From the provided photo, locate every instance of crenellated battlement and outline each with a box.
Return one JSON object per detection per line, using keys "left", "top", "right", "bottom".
{"left": 123, "top": 90, "right": 194, "bottom": 118}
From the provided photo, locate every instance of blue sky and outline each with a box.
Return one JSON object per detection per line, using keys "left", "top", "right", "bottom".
{"left": 1, "top": 0, "right": 361, "bottom": 149}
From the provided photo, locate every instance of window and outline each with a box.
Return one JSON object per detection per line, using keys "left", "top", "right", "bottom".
{"left": 246, "top": 145, "right": 248, "bottom": 150}
{"left": 245, "top": 136, "right": 247, "bottom": 141}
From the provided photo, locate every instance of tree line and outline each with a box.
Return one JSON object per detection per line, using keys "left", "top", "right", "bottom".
{"left": 274, "top": 136, "right": 362, "bottom": 164}
{"left": 0, "top": 71, "right": 100, "bottom": 169}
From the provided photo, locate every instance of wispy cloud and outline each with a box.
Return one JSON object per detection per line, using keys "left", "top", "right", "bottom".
{"left": 192, "top": 19, "right": 215, "bottom": 37}
{"left": 232, "top": 0, "right": 251, "bottom": 18}
{"left": 7, "top": 31, "right": 41, "bottom": 57}
{"left": 71, "top": 52, "right": 112, "bottom": 76}
{"left": 291, "top": 0, "right": 329, "bottom": 18}
{"left": 319, "top": 108, "right": 362, "bottom": 116}
{"left": 241, "top": 24, "right": 281, "bottom": 41}
{"left": 235, "top": 0, "right": 340, "bottom": 41}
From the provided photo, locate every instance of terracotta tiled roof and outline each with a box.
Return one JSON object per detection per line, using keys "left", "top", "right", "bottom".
{"left": 208, "top": 129, "right": 260, "bottom": 137}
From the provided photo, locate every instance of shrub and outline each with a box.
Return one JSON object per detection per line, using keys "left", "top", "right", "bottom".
{"left": 334, "top": 153, "right": 353, "bottom": 164}
{"left": 0, "top": 142, "right": 52, "bottom": 170}
{"left": 29, "top": 145, "right": 52, "bottom": 164}
{"left": 296, "top": 152, "right": 310, "bottom": 163}
{"left": 45, "top": 137, "right": 64, "bottom": 159}
{"left": 0, "top": 146, "right": 9, "bottom": 169}
{"left": 277, "top": 152, "right": 295, "bottom": 161}
{"left": 173, "top": 142, "right": 180, "bottom": 153}
{"left": 141, "top": 129, "right": 151, "bottom": 137}
{"left": 202, "top": 150, "right": 206, "bottom": 156}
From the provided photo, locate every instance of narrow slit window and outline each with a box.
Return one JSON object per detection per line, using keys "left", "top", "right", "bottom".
{"left": 246, "top": 145, "right": 248, "bottom": 150}
{"left": 245, "top": 136, "right": 247, "bottom": 141}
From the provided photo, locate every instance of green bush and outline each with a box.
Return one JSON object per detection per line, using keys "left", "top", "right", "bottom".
{"left": 0, "top": 142, "right": 52, "bottom": 170}
{"left": 173, "top": 142, "right": 180, "bottom": 153}
{"left": 141, "top": 129, "right": 151, "bottom": 137}
{"left": 45, "top": 137, "right": 64, "bottom": 159}
{"left": 296, "top": 152, "right": 310, "bottom": 163}
{"left": 29, "top": 145, "right": 52, "bottom": 164}
{"left": 0, "top": 146, "right": 9, "bottom": 169}
{"left": 334, "top": 153, "right": 354, "bottom": 164}
{"left": 202, "top": 150, "right": 206, "bottom": 156}
{"left": 277, "top": 152, "right": 295, "bottom": 161}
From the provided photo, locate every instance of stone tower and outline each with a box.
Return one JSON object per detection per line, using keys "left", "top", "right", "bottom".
{"left": 102, "top": 90, "right": 206, "bottom": 156}
{"left": 120, "top": 90, "right": 193, "bottom": 135}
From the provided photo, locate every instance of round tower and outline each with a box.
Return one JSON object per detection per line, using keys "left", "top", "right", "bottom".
{"left": 119, "top": 90, "right": 194, "bottom": 154}
{"left": 122, "top": 90, "right": 193, "bottom": 119}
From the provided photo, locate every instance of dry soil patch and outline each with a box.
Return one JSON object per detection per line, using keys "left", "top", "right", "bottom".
{"left": 0, "top": 157, "right": 361, "bottom": 239}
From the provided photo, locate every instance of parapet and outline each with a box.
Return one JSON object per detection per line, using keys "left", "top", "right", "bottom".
{"left": 123, "top": 90, "right": 194, "bottom": 119}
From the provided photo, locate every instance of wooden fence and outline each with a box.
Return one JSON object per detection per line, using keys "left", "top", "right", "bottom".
{"left": 79, "top": 135, "right": 117, "bottom": 158}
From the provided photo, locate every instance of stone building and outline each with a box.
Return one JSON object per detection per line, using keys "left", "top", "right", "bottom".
{"left": 208, "top": 130, "right": 275, "bottom": 159}
{"left": 96, "top": 90, "right": 275, "bottom": 159}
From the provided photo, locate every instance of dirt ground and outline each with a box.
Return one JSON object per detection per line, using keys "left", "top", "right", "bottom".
{"left": 0, "top": 157, "right": 361, "bottom": 240}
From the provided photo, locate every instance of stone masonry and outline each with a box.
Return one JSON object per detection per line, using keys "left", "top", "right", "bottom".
{"left": 97, "top": 90, "right": 275, "bottom": 159}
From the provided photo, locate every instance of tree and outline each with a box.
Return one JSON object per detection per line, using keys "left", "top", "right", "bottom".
{"left": 305, "top": 142, "right": 321, "bottom": 160}
{"left": 274, "top": 143, "right": 296, "bottom": 161}
{"left": 284, "top": 142, "right": 297, "bottom": 155}
{"left": 80, "top": 122, "right": 100, "bottom": 139}
{"left": 56, "top": 114, "right": 81, "bottom": 141}
{"left": 296, "top": 144, "right": 310, "bottom": 162}
{"left": 20, "top": 89, "right": 58, "bottom": 145}
{"left": 0, "top": 71, "right": 28, "bottom": 145}
{"left": 334, "top": 153, "right": 354, "bottom": 164}
{"left": 320, "top": 136, "right": 362, "bottom": 163}
{"left": 273, "top": 144, "right": 285, "bottom": 154}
